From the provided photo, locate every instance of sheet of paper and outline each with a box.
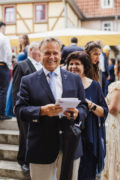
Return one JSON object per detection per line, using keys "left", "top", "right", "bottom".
{"left": 56, "top": 98, "right": 81, "bottom": 117}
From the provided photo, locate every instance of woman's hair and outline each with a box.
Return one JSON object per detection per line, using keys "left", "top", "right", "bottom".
{"left": 19, "top": 34, "right": 30, "bottom": 52}
{"left": 66, "top": 51, "right": 93, "bottom": 78}
{"left": 85, "top": 41, "right": 101, "bottom": 55}
{"left": 84, "top": 41, "right": 101, "bottom": 81}
{"left": 116, "top": 57, "right": 120, "bottom": 74}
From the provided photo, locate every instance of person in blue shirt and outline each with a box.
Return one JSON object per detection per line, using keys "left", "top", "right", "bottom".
{"left": 66, "top": 51, "right": 108, "bottom": 180}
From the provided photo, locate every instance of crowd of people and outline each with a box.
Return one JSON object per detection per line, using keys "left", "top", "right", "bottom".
{"left": 0, "top": 20, "right": 120, "bottom": 180}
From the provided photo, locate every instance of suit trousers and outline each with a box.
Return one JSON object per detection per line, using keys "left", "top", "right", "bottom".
{"left": 30, "top": 151, "right": 80, "bottom": 180}
{"left": 17, "top": 117, "right": 29, "bottom": 165}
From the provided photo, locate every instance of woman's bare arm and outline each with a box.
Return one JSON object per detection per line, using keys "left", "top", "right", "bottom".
{"left": 108, "top": 89, "right": 120, "bottom": 115}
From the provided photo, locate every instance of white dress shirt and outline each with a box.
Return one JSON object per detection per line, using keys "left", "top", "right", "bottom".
{"left": 99, "top": 53, "right": 105, "bottom": 72}
{"left": 0, "top": 32, "right": 12, "bottom": 69}
{"left": 43, "top": 66, "right": 63, "bottom": 100}
{"left": 28, "top": 56, "right": 42, "bottom": 71}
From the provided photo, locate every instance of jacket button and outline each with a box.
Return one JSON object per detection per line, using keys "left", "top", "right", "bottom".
{"left": 59, "top": 130, "right": 63, "bottom": 134}
{"left": 32, "top": 119, "right": 38, "bottom": 123}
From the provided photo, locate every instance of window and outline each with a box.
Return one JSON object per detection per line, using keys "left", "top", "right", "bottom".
{"left": 102, "top": 21, "right": 113, "bottom": 31}
{"left": 101, "top": 0, "right": 114, "bottom": 8}
{"left": 3, "top": 6, "right": 15, "bottom": 24}
{"left": 34, "top": 4, "right": 47, "bottom": 23}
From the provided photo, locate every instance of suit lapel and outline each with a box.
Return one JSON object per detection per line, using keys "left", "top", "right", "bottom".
{"left": 27, "top": 59, "right": 36, "bottom": 73}
{"left": 37, "top": 69, "right": 55, "bottom": 103}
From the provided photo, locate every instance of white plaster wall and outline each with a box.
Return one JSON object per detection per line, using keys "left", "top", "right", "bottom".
{"left": 17, "top": 20, "right": 29, "bottom": 33}
{"left": 53, "top": 17, "right": 64, "bottom": 30}
{"left": 6, "top": 25, "right": 16, "bottom": 34}
{"left": 82, "top": 20, "right": 101, "bottom": 30}
{"left": 17, "top": 4, "right": 32, "bottom": 18}
{"left": 49, "top": 2, "right": 64, "bottom": 17}
{"left": 34, "top": 24, "right": 47, "bottom": 33}
{"left": 67, "top": 4, "right": 78, "bottom": 27}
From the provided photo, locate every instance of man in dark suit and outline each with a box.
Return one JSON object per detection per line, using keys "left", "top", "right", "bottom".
{"left": 61, "top": 37, "right": 83, "bottom": 64}
{"left": 97, "top": 40, "right": 110, "bottom": 96}
{"left": 15, "top": 37, "right": 88, "bottom": 180}
{"left": 99, "top": 52, "right": 110, "bottom": 96}
{"left": 13, "top": 42, "right": 42, "bottom": 172}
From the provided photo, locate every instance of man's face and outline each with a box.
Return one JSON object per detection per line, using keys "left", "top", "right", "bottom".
{"left": 40, "top": 41, "right": 61, "bottom": 72}
{"left": 30, "top": 45, "right": 40, "bottom": 62}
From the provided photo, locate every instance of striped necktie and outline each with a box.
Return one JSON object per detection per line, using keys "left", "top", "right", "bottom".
{"left": 48, "top": 72, "right": 56, "bottom": 100}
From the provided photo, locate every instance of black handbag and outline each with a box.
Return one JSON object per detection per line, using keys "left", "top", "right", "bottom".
{"left": 60, "top": 113, "right": 81, "bottom": 180}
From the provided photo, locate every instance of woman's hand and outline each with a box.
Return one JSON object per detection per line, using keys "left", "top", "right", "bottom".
{"left": 86, "top": 98, "right": 104, "bottom": 117}
{"left": 86, "top": 99, "right": 93, "bottom": 111}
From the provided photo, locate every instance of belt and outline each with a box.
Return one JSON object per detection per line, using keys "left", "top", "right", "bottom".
{"left": 0, "top": 62, "right": 6, "bottom": 66}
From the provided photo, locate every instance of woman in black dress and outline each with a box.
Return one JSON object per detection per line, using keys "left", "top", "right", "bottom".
{"left": 66, "top": 51, "right": 108, "bottom": 180}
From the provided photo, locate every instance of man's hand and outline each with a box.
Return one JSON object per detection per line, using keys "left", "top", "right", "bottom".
{"left": 40, "top": 104, "right": 63, "bottom": 117}
{"left": 64, "top": 108, "right": 78, "bottom": 120}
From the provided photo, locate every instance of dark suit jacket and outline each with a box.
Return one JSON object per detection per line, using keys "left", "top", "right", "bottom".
{"left": 15, "top": 68, "right": 88, "bottom": 164}
{"left": 13, "top": 59, "right": 36, "bottom": 106}
{"left": 102, "top": 52, "right": 110, "bottom": 77}
{"left": 108, "top": 64, "right": 115, "bottom": 83}
{"left": 61, "top": 45, "right": 83, "bottom": 64}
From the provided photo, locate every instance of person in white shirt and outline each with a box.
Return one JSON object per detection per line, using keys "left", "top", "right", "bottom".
{"left": 0, "top": 21, "right": 12, "bottom": 120}
{"left": 13, "top": 41, "right": 42, "bottom": 173}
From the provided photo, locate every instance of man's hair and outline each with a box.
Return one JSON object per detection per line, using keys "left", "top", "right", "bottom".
{"left": 0, "top": 21, "right": 6, "bottom": 28}
{"left": 71, "top": 37, "right": 78, "bottom": 44}
{"left": 39, "top": 37, "right": 62, "bottom": 51}
{"left": 28, "top": 41, "right": 40, "bottom": 55}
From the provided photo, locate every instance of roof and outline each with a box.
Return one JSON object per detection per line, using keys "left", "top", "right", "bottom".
{"left": 67, "top": 0, "right": 85, "bottom": 20}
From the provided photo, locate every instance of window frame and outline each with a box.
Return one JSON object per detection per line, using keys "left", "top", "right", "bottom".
{"left": 34, "top": 3, "right": 47, "bottom": 23}
{"left": 102, "top": 21, "right": 113, "bottom": 31}
{"left": 101, "top": 0, "right": 114, "bottom": 8}
{"left": 3, "top": 5, "right": 16, "bottom": 24}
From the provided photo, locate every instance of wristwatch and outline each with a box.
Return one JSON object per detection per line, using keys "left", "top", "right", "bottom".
{"left": 91, "top": 105, "right": 97, "bottom": 111}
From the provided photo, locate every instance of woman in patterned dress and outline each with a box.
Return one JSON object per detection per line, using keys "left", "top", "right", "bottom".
{"left": 101, "top": 58, "right": 120, "bottom": 180}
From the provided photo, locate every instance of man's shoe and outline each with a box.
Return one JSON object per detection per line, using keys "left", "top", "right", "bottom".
{"left": 21, "top": 164, "right": 30, "bottom": 173}
{"left": 0, "top": 115, "right": 12, "bottom": 120}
